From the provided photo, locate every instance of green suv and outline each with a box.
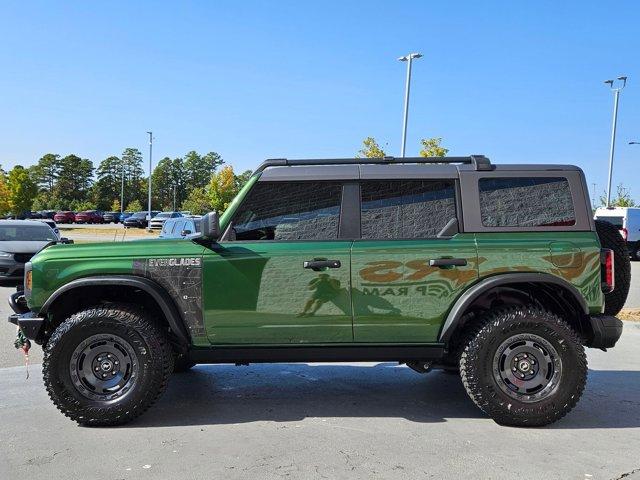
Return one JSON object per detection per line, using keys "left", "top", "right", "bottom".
{"left": 8, "top": 155, "right": 628, "bottom": 427}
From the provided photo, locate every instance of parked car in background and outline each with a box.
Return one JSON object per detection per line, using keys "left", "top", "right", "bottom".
{"left": 74, "top": 210, "right": 104, "bottom": 224}
{"left": 54, "top": 211, "right": 76, "bottom": 224}
{"left": 158, "top": 216, "right": 201, "bottom": 238}
{"left": 594, "top": 206, "right": 640, "bottom": 260}
{"left": 0, "top": 220, "right": 59, "bottom": 284}
{"left": 35, "top": 219, "right": 61, "bottom": 240}
{"left": 102, "top": 212, "right": 122, "bottom": 223}
{"left": 118, "top": 211, "right": 133, "bottom": 223}
{"left": 149, "top": 211, "right": 183, "bottom": 230}
{"left": 7, "top": 211, "right": 44, "bottom": 220}
{"left": 123, "top": 211, "right": 160, "bottom": 228}
{"left": 39, "top": 210, "right": 57, "bottom": 219}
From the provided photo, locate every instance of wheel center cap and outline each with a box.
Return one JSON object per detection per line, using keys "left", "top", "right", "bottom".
{"left": 517, "top": 360, "right": 531, "bottom": 372}
{"left": 101, "top": 361, "right": 113, "bottom": 372}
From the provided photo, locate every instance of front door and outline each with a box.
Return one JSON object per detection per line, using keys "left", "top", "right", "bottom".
{"left": 351, "top": 179, "right": 479, "bottom": 343}
{"left": 202, "top": 181, "right": 353, "bottom": 344}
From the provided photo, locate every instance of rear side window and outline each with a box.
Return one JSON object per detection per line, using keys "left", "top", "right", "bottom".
{"left": 232, "top": 182, "right": 342, "bottom": 241}
{"left": 595, "top": 216, "right": 623, "bottom": 228}
{"left": 360, "top": 180, "right": 456, "bottom": 239}
{"left": 479, "top": 177, "right": 575, "bottom": 227}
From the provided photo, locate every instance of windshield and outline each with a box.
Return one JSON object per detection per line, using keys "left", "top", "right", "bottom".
{"left": 0, "top": 225, "right": 57, "bottom": 241}
{"left": 132, "top": 212, "right": 147, "bottom": 218}
{"left": 155, "top": 213, "right": 172, "bottom": 218}
{"left": 595, "top": 216, "right": 624, "bottom": 228}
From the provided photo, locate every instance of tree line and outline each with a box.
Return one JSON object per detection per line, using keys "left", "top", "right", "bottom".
{"left": 1, "top": 137, "right": 633, "bottom": 216}
{"left": 0, "top": 149, "right": 253, "bottom": 216}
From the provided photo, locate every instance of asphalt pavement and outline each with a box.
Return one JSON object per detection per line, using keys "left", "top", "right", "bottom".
{"left": 1, "top": 264, "right": 639, "bottom": 479}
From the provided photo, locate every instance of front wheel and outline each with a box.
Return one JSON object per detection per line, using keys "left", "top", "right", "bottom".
{"left": 43, "top": 304, "right": 174, "bottom": 426}
{"left": 459, "top": 306, "right": 587, "bottom": 427}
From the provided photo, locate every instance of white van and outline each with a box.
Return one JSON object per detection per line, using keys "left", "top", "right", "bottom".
{"left": 594, "top": 206, "right": 640, "bottom": 260}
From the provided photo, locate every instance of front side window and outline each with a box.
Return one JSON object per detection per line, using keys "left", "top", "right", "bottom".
{"left": 360, "top": 180, "right": 457, "bottom": 239}
{"left": 231, "top": 182, "right": 343, "bottom": 241}
{"left": 479, "top": 177, "right": 576, "bottom": 227}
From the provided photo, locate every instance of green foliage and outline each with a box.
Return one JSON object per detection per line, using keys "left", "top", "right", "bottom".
{"left": 126, "top": 199, "right": 143, "bottom": 212}
{"left": 121, "top": 148, "right": 146, "bottom": 205}
{"left": 184, "top": 151, "right": 224, "bottom": 190}
{"left": 152, "top": 156, "right": 185, "bottom": 210}
{"left": 32, "top": 153, "right": 61, "bottom": 192}
{"left": 234, "top": 170, "right": 253, "bottom": 190}
{"left": 419, "top": 137, "right": 448, "bottom": 157}
{"left": 180, "top": 187, "right": 211, "bottom": 215}
{"left": 69, "top": 199, "right": 97, "bottom": 212}
{"left": 357, "top": 137, "right": 386, "bottom": 158}
{"left": 93, "top": 156, "right": 124, "bottom": 211}
{"left": 111, "top": 199, "right": 121, "bottom": 212}
{"left": 600, "top": 184, "right": 637, "bottom": 207}
{"left": 0, "top": 169, "right": 10, "bottom": 215}
{"left": 54, "top": 154, "right": 94, "bottom": 207}
{"left": 7, "top": 165, "right": 38, "bottom": 214}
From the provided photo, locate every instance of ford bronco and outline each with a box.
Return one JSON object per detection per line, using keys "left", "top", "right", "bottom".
{"left": 8, "top": 155, "right": 629, "bottom": 427}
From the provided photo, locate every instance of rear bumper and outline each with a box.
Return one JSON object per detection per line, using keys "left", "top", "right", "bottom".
{"left": 587, "top": 315, "right": 623, "bottom": 349}
{"left": 8, "top": 291, "right": 45, "bottom": 341}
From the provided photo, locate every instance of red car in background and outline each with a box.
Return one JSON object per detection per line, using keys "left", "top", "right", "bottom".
{"left": 54, "top": 211, "right": 76, "bottom": 224}
{"left": 74, "top": 210, "right": 104, "bottom": 224}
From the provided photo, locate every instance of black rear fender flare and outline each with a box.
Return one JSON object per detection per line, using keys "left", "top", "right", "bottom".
{"left": 439, "top": 273, "right": 589, "bottom": 343}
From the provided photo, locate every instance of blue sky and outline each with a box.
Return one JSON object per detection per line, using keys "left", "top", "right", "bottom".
{"left": 1, "top": 1, "right": 638, "bottom": 200}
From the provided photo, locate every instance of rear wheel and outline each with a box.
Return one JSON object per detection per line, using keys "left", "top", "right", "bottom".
{"left": 459, "top": 306, "right": 587, "bottom": 427}
{"left": 595, "top": 219, "right": 631, "bottom": 315}
{"left": 43, "top": 304, "right": 173, "bottom": 426}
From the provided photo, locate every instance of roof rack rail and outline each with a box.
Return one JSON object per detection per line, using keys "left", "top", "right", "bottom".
{"left": 253, "top": 155, "right": 493, "bottom": 174}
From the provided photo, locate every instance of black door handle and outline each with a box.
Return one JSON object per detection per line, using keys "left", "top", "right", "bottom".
{"left": 429, "top": 258, "right": 468, "bottom": 268}
{"left": 303, "top": 259, "right": 341, "bottom": 271}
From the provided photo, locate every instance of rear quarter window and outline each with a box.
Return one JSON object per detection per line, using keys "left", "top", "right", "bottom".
{"left": 479, "top": 177, "right": 576, "bottom": 227}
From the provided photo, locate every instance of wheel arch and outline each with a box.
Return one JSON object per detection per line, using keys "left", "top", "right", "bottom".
{"left": 439, "top": 273, "right": 590, "bottom": 344}
{"left": 39, "top": 275, "right": 191, "bottom": 349}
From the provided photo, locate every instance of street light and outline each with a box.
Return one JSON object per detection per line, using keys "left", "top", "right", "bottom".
{"left": 398, "top": 52, "right": 422, "bottom": 157}
{"left": 604, "top": 76, "right": 627, "bottom": 207}
{"left": 146, "top": 131, "right": 153, "bottom": 230}
{"left": 120, "top": 159, "right": 125, "bottom": 215}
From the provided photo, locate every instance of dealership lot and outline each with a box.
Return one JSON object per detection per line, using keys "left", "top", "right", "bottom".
{"left": 1, "top": 266, "right": 639, "bottom": 479}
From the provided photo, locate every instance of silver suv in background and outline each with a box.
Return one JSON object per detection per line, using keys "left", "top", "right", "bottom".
{"left": 158, "top": 216, "right": 200, "bottom": 238}
{"left": 149, "top": 211, "right": 183, "bottom": 230}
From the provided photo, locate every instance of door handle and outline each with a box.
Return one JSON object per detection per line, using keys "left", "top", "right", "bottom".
{"left": 303, "top": 259, "right": 341, "bottom": 271}
{"left": 429, "top": 258, "right": 468, "bottom": 268}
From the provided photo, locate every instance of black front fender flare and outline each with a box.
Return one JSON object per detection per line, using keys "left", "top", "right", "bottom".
{"left": 39, "top": 275, "right": 191, "bottom": 347}
{"left": 438, "top": 273, "right": 590, "bottom": 343}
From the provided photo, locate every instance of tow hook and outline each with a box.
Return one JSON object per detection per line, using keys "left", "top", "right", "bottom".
{"left": 406, "top": 361, "right": 433, "bottom": 374}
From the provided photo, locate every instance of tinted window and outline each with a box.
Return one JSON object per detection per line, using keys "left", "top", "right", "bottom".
{"left": 361, "top": 180, "right": 456, "bottom": 239}
{"left": 232, "top": 182, "right": 342, "bottom": 241}
{"left": 0, "top": 225, "right": 57, "bottom": 241}
{"left": 595, "top": 216, "right": 623, "bottom": 228}
{"left": 479, "top": 177, "right": 575, "bottom": 227}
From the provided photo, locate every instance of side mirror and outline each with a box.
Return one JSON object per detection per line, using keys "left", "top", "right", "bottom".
{"left": 60, "top": 237, "right": 74, "bottom": 244}
{"left": 181, "top": 229, "right": 192, "bottom": 237}
{"left": 201, "top": 212, "right": 220, "bottom": 240}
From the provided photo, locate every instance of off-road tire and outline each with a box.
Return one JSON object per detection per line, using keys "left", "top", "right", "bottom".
{"left": 173, "top": 353, "right": 196, "bottom": 373}
{"left": 459, "top": 306, "right": 587, "bottom": 427}
{"left": 595, "top": 219, "right": 631, "bottom": 315}
{"left": 43, "top": 304, "right": 173, "bottom": 426}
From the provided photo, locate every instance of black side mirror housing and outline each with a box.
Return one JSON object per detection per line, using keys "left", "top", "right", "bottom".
{"left": 181, "top": 229, "right": 192, "bottom": 237}
{"left": 59, "top": 237, "right": 74, "bottom": 244}
{"left": 201, "top": 212, "right": 220, "bottom": 240}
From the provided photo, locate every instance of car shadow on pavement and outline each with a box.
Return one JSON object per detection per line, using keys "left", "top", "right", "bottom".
{"left": 124, "top": 364, "right": 640, "bottom": 429}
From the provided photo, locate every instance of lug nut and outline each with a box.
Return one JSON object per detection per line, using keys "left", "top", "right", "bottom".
{"left": 114, "top": 361, "right": 119, "bottom": 365}
{"left": 112, "top": 371, "right": 117, "bottom": 375}
{"left": 102, "top": 373, "right": 107, "bottom": 378}
{"left": 95, "top": 367, "right": 99, "bottom": 371}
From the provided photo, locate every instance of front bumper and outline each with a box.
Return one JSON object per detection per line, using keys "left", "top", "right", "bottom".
{"left": 587, "top": 315, "right": 623, "bottom": 349}
{"left": 8, "top": 291, "right": 45, "bottom": 341}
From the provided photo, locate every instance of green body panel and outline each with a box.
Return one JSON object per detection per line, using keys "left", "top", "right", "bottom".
{"left": 27, "top": 239, "right": 205, "bottom": 315}
{"left": 202, "top": 241, "right": 353, "bottom": 344}
{"left": 474, "top": 231, "right": 603, "bottom": 314}
{"left": 350, "top": 235, "right": 479, "bottom": 343}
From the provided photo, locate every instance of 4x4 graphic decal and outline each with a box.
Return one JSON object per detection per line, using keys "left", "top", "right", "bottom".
{"left": 133, "top": 257, "right": 205, "bottom": 337}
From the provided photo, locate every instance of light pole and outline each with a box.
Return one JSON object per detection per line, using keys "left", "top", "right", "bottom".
{"left": 120, "top": 159, "right": 125, "bottom": 215}
{"left": 173, "top": 184, "right": 176, "bottom": 212}
{"left": 604, "top": 76, "right": 627, "bottom": 207}
{"left": 398, "top": 52, "right": 422, "bottom": 157}
{"left": 592, "top": 182, "right": 597, "bottom": 210}
{"left": 146, "top": 131, "right": 153, "bottom": 230}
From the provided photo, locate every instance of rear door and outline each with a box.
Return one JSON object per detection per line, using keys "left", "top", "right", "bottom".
{"left": 351, "top": 177, "right": 478, "bottom": 343}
